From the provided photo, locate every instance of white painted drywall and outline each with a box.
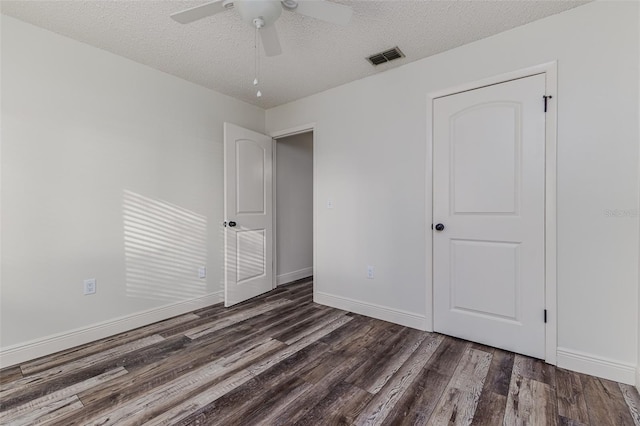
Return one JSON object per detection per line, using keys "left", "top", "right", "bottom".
{"left": 267, "top": 1, "right": 640, "bottom": 378}
{"left": 275, "top": 132, "right": 313, "bottom": 284}
{"left": 1, "top": 16, "right": 264, "bottom": 352}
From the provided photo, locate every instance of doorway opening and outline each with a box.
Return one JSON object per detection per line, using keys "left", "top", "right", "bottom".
{"left": 273, "top": 130, "right": 314, "bottom": 289}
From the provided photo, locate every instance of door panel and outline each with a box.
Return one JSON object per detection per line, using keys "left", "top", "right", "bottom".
{"left": 451, "top": 103, "right": 520, "bottom": 214}
{"left": 235, "top": 229, "right": 266, "bottom": 283}
{"left": 450, "top": 239, "right": 519, "bottom": 321}
{"left": 236, "top": 139, "right": 266, "bottom": 214}
{"left": 433, "top": 74, "right": 546, "bottom": 359}
{"left": 224, "top": 123, "right": 273, "bottom": 307}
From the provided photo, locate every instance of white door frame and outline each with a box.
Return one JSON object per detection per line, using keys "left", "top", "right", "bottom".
{"left": 270, "top": 123, "right": 317, "bottom": 291}
{"left": 426, "top": 62, "right": 558, "bottom": 364}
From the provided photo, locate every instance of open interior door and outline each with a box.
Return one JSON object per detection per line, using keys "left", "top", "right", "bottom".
{"left": 224, "top": 123, "right": 273, "bottom": 307}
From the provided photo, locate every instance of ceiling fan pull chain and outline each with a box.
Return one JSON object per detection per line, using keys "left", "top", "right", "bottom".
{"left": 254, "top": 26, "right": 262, "bottom": 98}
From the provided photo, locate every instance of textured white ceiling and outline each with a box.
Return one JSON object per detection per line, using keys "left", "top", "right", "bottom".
{"left": 1, "top": 0, "right": 588, "bottom": 108}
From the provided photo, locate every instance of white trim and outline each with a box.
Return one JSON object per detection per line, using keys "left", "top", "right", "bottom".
{"left": 0, "top": 291, "right": 223, "bottom": 368}
{"left": 270, "top": 123, "right": 317, "bottom": 139}
{"left": 277, "top": 267, "right": 313, "bottom": 286}
{"left": 557, "top": 347, "right": 637, "bottom": 385}
{"left": 636, "top": 368, "right": 640, "bottom": 392}
{"left": 426, "top": 62, "right": 555, "bottom": 100}
{"left": 543, "top": 63, "right": 558, "bottom": 365}
{"left": 426, "top": 61, "right": 558, "bottom": 364}
{"left": 315, "top": 291, "right": 429, "bottom": 331}
{"left": 272, "top": 137, "right": 278, "bottom": 290}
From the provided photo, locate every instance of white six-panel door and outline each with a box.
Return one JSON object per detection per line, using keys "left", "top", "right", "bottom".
{"left": 224, "top": 123, "right": 273, "bottom": 307}
{"left": 433, "top": 74, "right": 547, "bottom": 359}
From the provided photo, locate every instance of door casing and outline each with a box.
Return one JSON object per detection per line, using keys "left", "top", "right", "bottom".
{"left": 426, "top": 62, "right": 558, "bottom": 364}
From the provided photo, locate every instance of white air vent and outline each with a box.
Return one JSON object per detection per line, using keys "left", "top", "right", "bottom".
{"left": 367, "top": 47, "right": 405, "bottom": 66}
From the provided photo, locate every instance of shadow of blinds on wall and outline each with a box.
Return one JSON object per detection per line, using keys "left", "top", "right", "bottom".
{"left": 123, "top": 190, "right": 207, "bottom": 302}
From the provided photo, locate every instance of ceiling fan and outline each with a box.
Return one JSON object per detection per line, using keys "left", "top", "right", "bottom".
{"left": 171, "top": 0, "right": 353, "bottom": 57}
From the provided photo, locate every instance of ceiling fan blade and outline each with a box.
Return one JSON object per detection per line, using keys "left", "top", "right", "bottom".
{"left": 170, "top": 0, "right": 226, "bottom": 24}
{"left": 293, "top": 0, "right": 353, "bottom": 25}
{"left": 260, "top": 25, "right": 282, "bottom": 57}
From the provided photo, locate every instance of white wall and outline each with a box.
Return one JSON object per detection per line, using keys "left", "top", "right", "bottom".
{"left": 0, "top": 15, "right": 265, "bottom": 364}
{"left": 267, "top": 1, "right": 640, "bottom": 384}
{"left": 275, "top": 132, "right": 313, "bottom": 285}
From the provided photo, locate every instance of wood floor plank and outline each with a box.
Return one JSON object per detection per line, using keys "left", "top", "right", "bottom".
{"left": 482, "top": 349, "right": 515, "bottom": 397}
{"left": 89, "top": 338, "right": 284, "bottom": 425}
{"left": 267, "top": 346, "right": 374, "bottom": 425}
{"left": 184, "top": 299, "right": 292, "bottom": 339}
{"left": 558, "top": 415, "right": 587, "bottom": 425}
{"left": 380, "top": 368, "right": 451, "bottom": 426}
{"left": 0, "top": 334, "right": 163, "bottom": 400}
{"left": 471, "top": 349, "right": 514, "bottom": 425}
{"left": 427, "top": 336, "right": 470, "bottom": 376}
{"left": 504, "top": 373, "right": 558, "bottom": 426}
{"left": 147, "top": 317, "right": 353, "bottom": 425}
{"left": 241, "top": 301, "right": 319, "bottom": 334}
{"left": 354, "top": 333, "right": 444, "bottom": 425}
{"left": 171, "top": 340, "right": 331, "bottom": 426}
{"left": 427, "top": 347, "right": 492, "bottom": 426}
{"left": 619, "top": 383, "right": 640, "bottom": 426}
{"left": 291, "top": 380, "right": 372, "bottom": 426}
{"left": 52, "top": 337, "right": 284, "bottom": 426}
{"left": 247, "top": 315, "right": 353, "bottom": 376}
{"left": 556, "top": 368, "right": 589, "bottom": 424}
{"left": 512, "top": 354, "right": 556, "bottom": 387}
{"left": 0, "top": 366, "right": 23, "bottom": 387}
{"left": 361, "top": 329, "right": 427, "bottom": 394}
{"left": 2, "top": 335, "right": 190, "bottom": 414}
{"left": 344, "top": 326, "right": 410, "bottom": 385}
{"left": 471, "top": 391, "right": 507, "bottom": 426}
{"left": 0, "top": 367, "right": 127, "bottom": 425}
{"left": 297, "top": 320, "right": 400, "bottom": 386}
{"left": 214, "top": 375, "right": 312, "bottom": 425}
{"left": 74, "top": 333, "right": 239, "bottom": 407}
{"left": 582, "top": 374, "right": 635, "bottom": 426}
{"left": 9, "top": 395, "right": 83, "bottom": 426}
{"left": 143, "top": 368, "right": 255, "bottom": 426}
{"left": 274, "top": 309, "right": 347, "bottom": 345}
{"left": 317, "top": 315, "right": 378, "bottom": 349}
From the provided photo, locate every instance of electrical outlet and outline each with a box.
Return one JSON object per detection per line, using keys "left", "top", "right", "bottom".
{"left": 327, "top": 200, "right": 334, "bottom": 209}
{"left": 198, "top": 266, "right": 206, "bottom": 279}
{"left": 367, "top": 265, "right": 374, "bottom": 279}
{"left": 83, "top": 278, "right": 96, "bottom": 295}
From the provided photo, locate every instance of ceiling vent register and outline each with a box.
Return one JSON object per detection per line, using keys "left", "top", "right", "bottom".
{"left": 367, "top": 47, "right": 405, "bottom": 66}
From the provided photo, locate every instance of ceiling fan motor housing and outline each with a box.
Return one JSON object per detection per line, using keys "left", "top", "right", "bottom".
{"left": 235, "top": 0, "right": 282, "bottom": 27}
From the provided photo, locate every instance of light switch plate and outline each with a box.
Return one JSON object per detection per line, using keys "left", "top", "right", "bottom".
{"left": 84, "top": 278, "right": 96, "bottom": 295}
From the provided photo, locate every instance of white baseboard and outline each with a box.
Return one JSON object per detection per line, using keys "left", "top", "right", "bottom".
{"left": 0, "top": 291, "right": 223, "bottom": 368}
{"left": 314, "top": 291, "right": 428, "bottom": 331}
{"left": 636, "top": 368, "right": 640, "bottom": 392}
{"left": 277, "top": 267, "right": 313, "bottom": 286}
{"left": 556, "top": 347, "right": 636, "bottom": 385}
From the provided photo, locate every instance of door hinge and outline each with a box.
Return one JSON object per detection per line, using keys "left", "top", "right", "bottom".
{"left": 544, "top": 309, "right": 548, "bottom": 323}
{"left": 543, "top": 95, "right": 553, "bottom": 113}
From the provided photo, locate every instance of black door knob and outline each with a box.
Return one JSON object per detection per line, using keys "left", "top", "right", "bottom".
{"left": 228, "top": 221, "right": 237, "bottom": 227}
{"left": 434, "top": 223, "right": 445, "bottom": 231}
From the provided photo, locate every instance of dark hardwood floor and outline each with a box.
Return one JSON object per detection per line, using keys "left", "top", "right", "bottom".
{"left": 1, "top": 278, "right": 639, "bottom": 425}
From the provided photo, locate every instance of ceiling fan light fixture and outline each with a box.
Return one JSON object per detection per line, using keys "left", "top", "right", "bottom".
{"left": 281, "top": 0, "right": 298, "bottom": 11}
{"left": 235, "top": 0, "right": 282, "bottom": 27}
